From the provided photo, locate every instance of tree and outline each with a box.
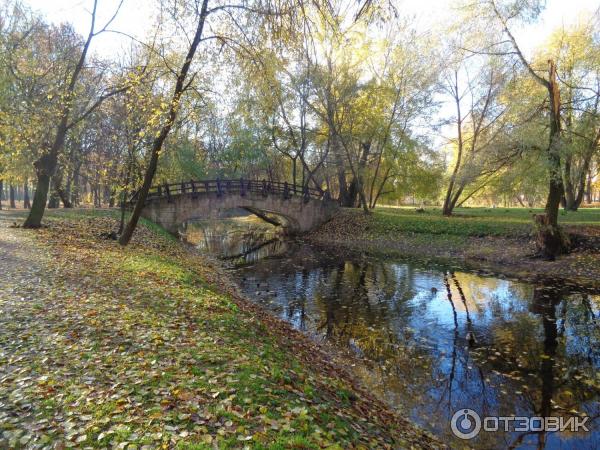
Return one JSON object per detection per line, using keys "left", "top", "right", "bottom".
{"left": 119, "top": 0, "right": 210, "bottom": 245}
{"left": 464, "top": 0, "right": 570, "bottom": 257}
{"left": 364, "top": 26, "right": 438, "bottom": 209}
{"left": 440, "top": 53, "right": 512, "bottom": 215}
{"left": 0, "top": 2, "right": 56, "bottom": 211}
{"left": 120, "top": 0, "right": 326, "bottom": 244}
{"left": 22, "top": 0, "right": 124, "bottom": 228}
{"left": 546, "top": 19, "right": 600, "bottom": 210}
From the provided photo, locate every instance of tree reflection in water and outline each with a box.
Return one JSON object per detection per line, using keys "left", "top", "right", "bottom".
{"left": 235, "top": 247, "right": 600, "bottom": 449}
{"left": 181, "top": 213, "right": 289, "bottom": 265}
{"left": 188, "top": 220, "right": 599, "bottom": 449}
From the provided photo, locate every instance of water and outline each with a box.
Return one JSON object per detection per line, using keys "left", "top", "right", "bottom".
{"left": 183, "top": 216, "right": 600, "bottom": 449}
{"left": 180, "top": 211, "right": 290, "bottom": 265}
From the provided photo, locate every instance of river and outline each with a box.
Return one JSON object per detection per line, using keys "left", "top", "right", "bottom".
{"left": 181, "top": 213, "right": 600, "bottom": 449}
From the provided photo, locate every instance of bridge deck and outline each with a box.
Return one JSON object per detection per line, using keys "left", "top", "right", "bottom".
{"left": 130, "top": 179, "right": 324, "bottom": 204}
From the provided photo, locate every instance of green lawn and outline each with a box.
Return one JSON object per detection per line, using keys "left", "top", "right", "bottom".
{"left": 371, "top": 206, "right": 600, "bottom": 238}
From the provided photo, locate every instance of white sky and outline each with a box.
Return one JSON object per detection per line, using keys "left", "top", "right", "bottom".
{"left": 20, "top": 0, "right": 600, "bottom": 59}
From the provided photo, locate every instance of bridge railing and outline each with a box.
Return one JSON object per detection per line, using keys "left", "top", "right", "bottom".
{"left": 129, "top": 179, "right": 325, "bottom": 204}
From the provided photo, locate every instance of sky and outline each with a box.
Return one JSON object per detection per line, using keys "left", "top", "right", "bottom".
{"left": 21, "top": 0, "right": 600, "bottom": 59}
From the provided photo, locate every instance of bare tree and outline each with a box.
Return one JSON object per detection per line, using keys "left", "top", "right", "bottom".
{"left": 441, "top": 58, "right": 509, "bottom": 216}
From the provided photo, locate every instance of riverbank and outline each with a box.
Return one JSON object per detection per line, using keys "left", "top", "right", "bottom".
{"left": 0, "top": 209, "right": 441, "bottom": 449}
{"left": 308, "top": 207, "right": 600, "bottom": 290}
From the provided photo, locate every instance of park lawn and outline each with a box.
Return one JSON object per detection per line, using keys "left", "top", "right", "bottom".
{"left": 370, "top": 206, "right": 600, "bottom": 238}
{"left": 0, "top": 210, "right": 436, "bottom": 449}
{"left": 309, "top": 206, "right": 600, "bottom": 288}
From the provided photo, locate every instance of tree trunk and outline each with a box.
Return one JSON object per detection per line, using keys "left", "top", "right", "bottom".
{"left": 344, "top": 177, "right": 358, "bottom": 207}
{"left": 119, "top": 0, "right": 210, "bottom": 246}
{"left": 443, "top": 158, "right": 462, "bottom": 216}
{"left": 563, "top": 73, "right": 576, "bottom": 212}
{"left": 340, "top": 140, "right": 369, "bottom": 209}
{"left": 71, "top": 161, "right": 81, "bottom": 206}
{"left": 515, "top": 195, "right": 525, "bottom": 207}
{"left": 93, "top": 183, "right": 100, "bottom": 208}
{"left": 449, "top": 183, "right": 465, "bottom": 211}
{"left": 292, "top": 156, "right": 297, "bottom": 188}
{"left": 572, "top": 134, "right": 599, "bottom": 210}
{"left": 64, "top": 138, "right": 81, "bottom": 206}
{"left": 0, "top": 179, "right": 3, "bottom": 210}
{"left": 370, "top": 167, "right": 391, "bottom": 209}
{"left": 562, "top": 154, "right": 576, "bottom": 210}
{"left": 357, "top": 184, "right": 369, "bottom": 213}
{"left": 65, "top": 167, "right": 73, "bottom": 206}
{"left": 443, "top": 71, "right": 463, "bottom": 217}
{"left": 23, "top": 181, "right": 31, "bottom": 209}
{"left": 48, "top": 178, "right": 60, "bottom": 209}
{"left": 119, "top": 144, "right": 136, "bottom": 234}
{"left": 27, "top": 170, "right": 51, "bottom": 222}
{"left": 329, "top": 131, "right": 352, "bottom": 206}
{"left": 536, "top": 60, "right": 569, "bottom": 258}
{"left": 336, "top": 165, "right": 351, "bottom": 206}
{"left": 9, "top": 184, "right": 16, "bottom": 208}
{"left": 545, "top": 61, "right": 564, "bottom": 229}
{"left": 585, "top": 169, "right": 593, "bottom": 204}
{"left": 356, "top": 142, "right": 371, "bottom": 214}
{"left": 102, "top": 185, "right": 110, "bottom": 206}
{"left": 109, "top": 188, "right": 116, "bottom": 208}
{"left": 355, "top": 142, "right": 371, "bottom": 213}
{"left": 57, "top": 187, "right": 73, "bottom": 208}
{"left": 572, "top": 164, "right": 589, "bottom": 211}
{"left": 52, "top": 168, "right": 72, "bottom": 208}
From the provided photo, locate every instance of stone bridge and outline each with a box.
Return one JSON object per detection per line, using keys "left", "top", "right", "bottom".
{"left": 131, "top": 179, "right": 338, "bottom": 235}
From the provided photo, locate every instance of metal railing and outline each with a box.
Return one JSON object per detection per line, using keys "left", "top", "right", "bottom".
{"left": 129, "top": 178, "right": 326, "bottom": 205}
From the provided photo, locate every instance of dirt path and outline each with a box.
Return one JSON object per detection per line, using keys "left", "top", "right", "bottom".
{"left": 0, "top": 214, "right": 64, "bottom": 447}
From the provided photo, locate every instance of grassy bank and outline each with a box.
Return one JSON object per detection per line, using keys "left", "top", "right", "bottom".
{"left": 373, "top": 206, "right": 600, "bottom": 238}
{"left": 0, "top": 210, "right": 439, "bottom": 449}
{"left": 309, "top": 207, "right": 600, "bottom": 288}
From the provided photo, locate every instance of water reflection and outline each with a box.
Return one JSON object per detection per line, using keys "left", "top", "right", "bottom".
{"left": 181, "top": 211, "right": 289, "bottom": 265}
{"left": 232, "top": 246, "right": 599, "bottom": 449}
{"left": 183, "top": 218, "right": 599, "bottom": 448}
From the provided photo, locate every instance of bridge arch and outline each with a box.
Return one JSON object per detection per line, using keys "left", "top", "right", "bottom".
{"left": 133, "top": 179, "right": 338, "bottom": 236}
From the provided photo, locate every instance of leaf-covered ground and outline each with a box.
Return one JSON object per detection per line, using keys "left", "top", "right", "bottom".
{"left": 309, "top": 207, "right": 600, "bottom": 289}
{"left": 0, "top": 210, "right": 442, "bottom": 449}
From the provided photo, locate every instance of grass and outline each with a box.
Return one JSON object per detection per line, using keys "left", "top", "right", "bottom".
{"left": 0, "top": 209, "right": 434, "bottom": 449}
{"left": 370, "top": 206, "right": 600, "bottom": 238}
